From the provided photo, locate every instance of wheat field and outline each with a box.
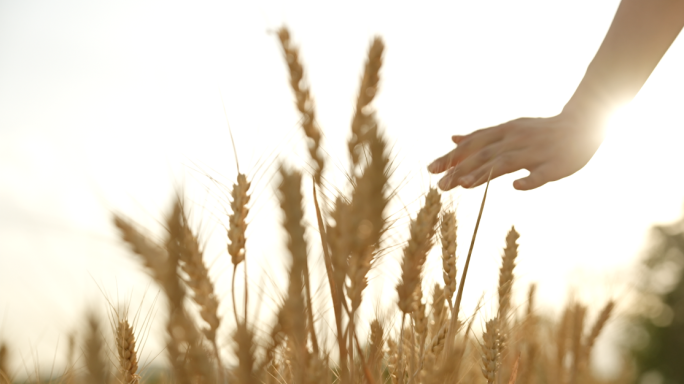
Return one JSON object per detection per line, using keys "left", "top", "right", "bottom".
{"left": 0, "top": 27, "right": 629, "bottom": 384}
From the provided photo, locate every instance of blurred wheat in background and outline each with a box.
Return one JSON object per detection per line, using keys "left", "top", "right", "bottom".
{"left": 0, "top": 21, "right": 684, "bottom": 384}
{"left": 0, "top": 27, "right": 642, "bottom": 384}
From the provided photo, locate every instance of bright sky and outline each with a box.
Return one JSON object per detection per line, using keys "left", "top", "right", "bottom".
{"left": 1, "top": 0, "right": 684, "bottom": 377}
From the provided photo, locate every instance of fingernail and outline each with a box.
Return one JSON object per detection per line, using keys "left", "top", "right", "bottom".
{"left": 427, "top": 161, "right": 439, "bottom": 173}
{"left": 459, "top": 176, "right": 473, "bottom": 187}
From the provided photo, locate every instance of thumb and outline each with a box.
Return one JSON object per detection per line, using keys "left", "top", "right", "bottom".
{"left": 513, "top": 165, "right": 552, "bottom": 191}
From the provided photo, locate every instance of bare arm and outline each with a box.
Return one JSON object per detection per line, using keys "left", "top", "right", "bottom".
{"left": 428, "top": 0, "right": 684, "bottom": 191}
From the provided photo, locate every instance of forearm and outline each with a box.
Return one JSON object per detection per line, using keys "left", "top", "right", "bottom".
{"left": 564, "top": 0, "right": 684, "bottom": 119}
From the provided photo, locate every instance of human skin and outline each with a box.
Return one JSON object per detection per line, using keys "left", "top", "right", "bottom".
{"left": 428, "top": 0, "right": 684, "bottom": 191}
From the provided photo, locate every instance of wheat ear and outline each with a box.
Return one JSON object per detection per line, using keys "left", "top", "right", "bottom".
{"left": 166, "top": 201, "right": 215, "bottom": 383}
{"left": 278, "top": 166, "right": 310, "bottom": 382}
{"left": 114, "top": 214, "right": 190, "bottom": 381}
{"left": 497, "top": 226, "right": 520, "bottom": 357}
{"left": 396, "top": 188, "right": 442, "bottom": 314}
{"left": 227, "top": 173, "right": 251, "bottom": 326}
{"left": 313, "top": 185, "right": 349, "bottom": 383}
{"left": 411, "top": 286, "right": 428, "bottom": 381}
{"left": 480, "top": 319, "right": 500, "bottom": 384}
{"left": 113, "top": 215, "right": 172, "bottom": 289}
{"left": 115, "top": 319, "right": 139, "bottom": 384}
{"left": 174, "top": 205, "right": 223, "bottom": 381}
{"left": 430, "top": 284, "right": 446, "bottom": 338}
{"left": 498, "top": 226, "right": 519, "bottom": 322}
{"left": 368, "top": 319, "right": 384, "bottom": 384}
{"left": 440, "top": 210, "right": 457, "bottom": 309}
{"left": 345, "top": 126, "right": 390, "bottom": 380}
{"left": 346, "top": 126, "right": 390, "bottom": 313}
{"left": 348, "top": 37, "right": 384, "bottom": 168}
{"left": 275, "top": 28, "right": 323, "bottom": 346}
{"left": 277, "top": 27, "right": 325, "bottom": 185}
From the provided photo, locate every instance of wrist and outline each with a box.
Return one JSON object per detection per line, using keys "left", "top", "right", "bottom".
{"left": 561, "top": 89, "right": 617, "bottom": 126}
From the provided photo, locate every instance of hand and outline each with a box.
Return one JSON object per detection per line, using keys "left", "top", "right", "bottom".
{"left": 427, "top": 112, "right": 606, "bottom": 191}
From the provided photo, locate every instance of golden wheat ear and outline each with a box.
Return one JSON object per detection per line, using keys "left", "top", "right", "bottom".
{"left": 173, "top": 202, "right": 224, "bottom": 382}
{"left": 394, "top": 187, "right": 441, "bottom": 383}
{"left": 277, "top": 165, "right": 311, "bottom": 382}
{"left": 481, "top": 318, "right": 501, "bottom": 384}
{"left": 227, "top": 173, "right": 251, "bottom": 323}
{"left": 439, "top": 210, "right": 457, "bottom": 309}
{"left": 115, "top": 317, "right": 140, "bottom": 384}
{"left": 396, "top": 188, "right": 442, "bottom": 315}
{"left": 277, "top": 27, "right": 325, "bottom": 185}
{"left": 349, "top": 37, "right": 384, "bottom": 169}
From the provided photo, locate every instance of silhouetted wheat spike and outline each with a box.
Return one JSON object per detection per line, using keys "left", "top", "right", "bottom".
{"left": 481, "top": 319, "right": 500, "bottom": 384}
{"left": 166, "top": 201, "right": 215, "bottom": 383}
{"left": 278, "top": 166, "right": 310, "bottom": 383}
{"left": 396, "top": 188, "right": 442, "bottom": 314}
{"left": 277, "top": 27, "right": 325, "bottom": 185}
{"left": 115, "top": 319, "right": 139, "bottom": 384}
{"left": 349, "top": 37, "right": 384, "bottom": 169}
{"left": 395, "top": 187, "right": 441, "bottom": 384}
{"left": 440, "top": 210, "right": 457, "bottom": 309}
{"left": 497, "top": 226, "right": 519, "bottom": 358}
{"left": 227, "top": 173, "right": 251, "bottom": 328}
{"left": 175, "top": 204, "right": 223, "bottom": 381}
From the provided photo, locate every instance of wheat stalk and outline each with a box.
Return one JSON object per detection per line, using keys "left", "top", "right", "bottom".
{"left": 233, "top": 322, "right": 256, "bottom": 384}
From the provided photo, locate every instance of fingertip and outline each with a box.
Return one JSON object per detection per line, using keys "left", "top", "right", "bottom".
{"left": 451, "top": 135, "right": 464, "bottom": 143}
{"left": 438, "top": 174, "right": 456, "bottom": 191}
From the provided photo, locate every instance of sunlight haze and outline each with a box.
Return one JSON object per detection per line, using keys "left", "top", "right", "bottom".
{"left": 1, "top": 0, "right": 684, "bottom": 377}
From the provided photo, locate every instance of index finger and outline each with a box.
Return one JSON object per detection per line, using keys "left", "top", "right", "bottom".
{"left": 427, "top": 125, "right": 506, "bottom": 174}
